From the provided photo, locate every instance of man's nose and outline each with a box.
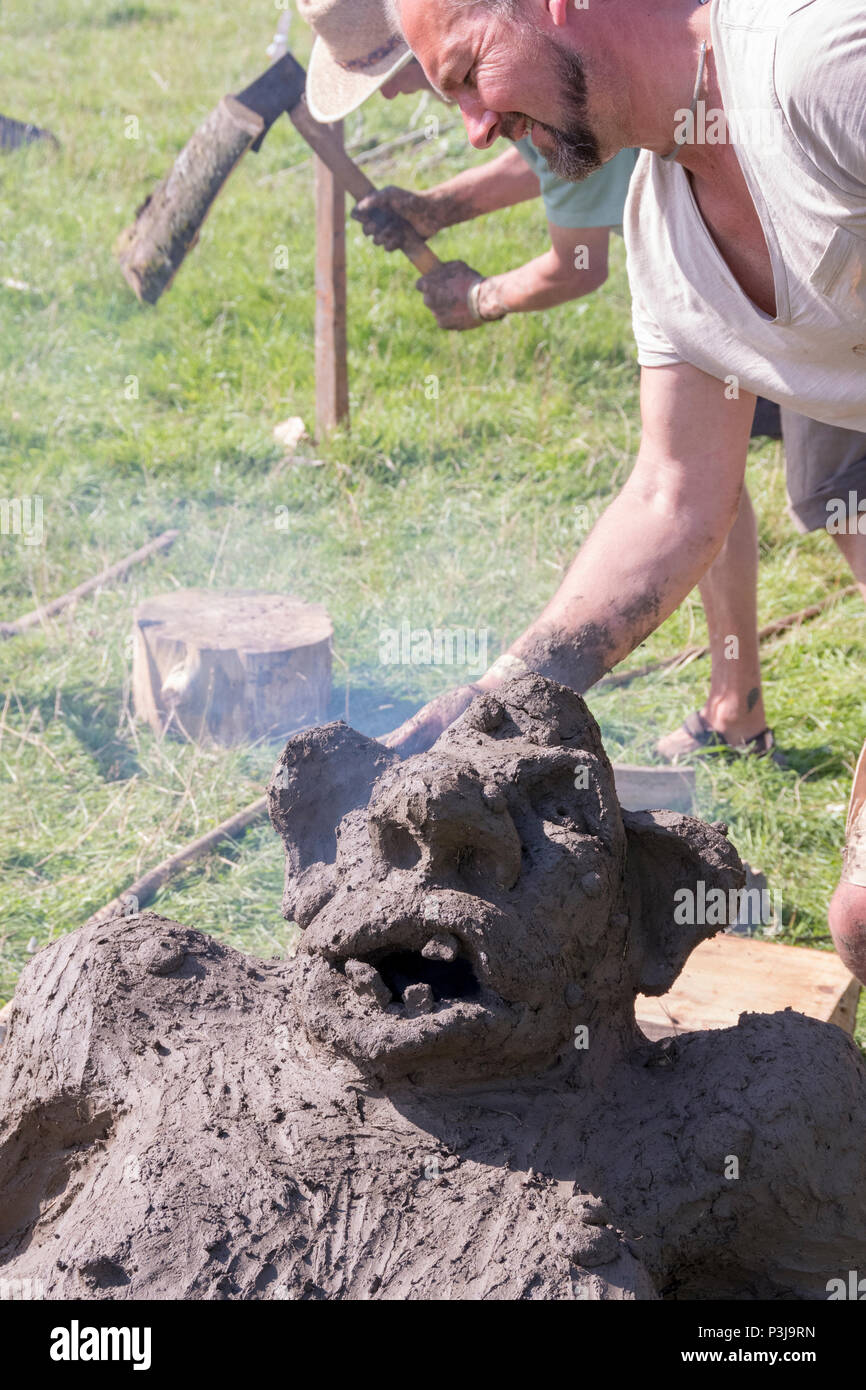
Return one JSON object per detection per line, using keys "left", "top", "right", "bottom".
{"left": 457, "top": 94, "right": 501, "bottom": 149}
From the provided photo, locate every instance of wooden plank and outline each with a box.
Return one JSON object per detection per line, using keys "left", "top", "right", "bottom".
{"left": 637, "top": 932, "right": 860, "bottom": 1040}
{"left": 314, "top": 121, "right": 349, "bottom": 436}
{"left": 613, "top": 762, "right": 695, "bottom": 813}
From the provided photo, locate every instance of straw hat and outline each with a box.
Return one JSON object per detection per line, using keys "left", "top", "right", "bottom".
{"left": 297, "top": 0, "right": 414, "bottom": 122}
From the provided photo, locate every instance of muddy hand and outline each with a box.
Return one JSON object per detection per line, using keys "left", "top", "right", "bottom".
{"left": 380, "top": 683, "right": 484, "bottom": 756}
{"left": 416, "top": 261, "right": 484, "bottom": 331}
{"left": 352, "top": 186, "right": 441, "bottom": 250}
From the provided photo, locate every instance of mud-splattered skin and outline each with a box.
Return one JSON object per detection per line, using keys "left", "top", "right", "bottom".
{"left": 2, "top": 677, "right": 865, "bottom": 1300}
{"left": 513, "top": 592, "right": 665, "bottom": 695}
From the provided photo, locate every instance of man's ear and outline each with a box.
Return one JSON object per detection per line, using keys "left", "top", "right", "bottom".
{"left": 267, "top": 722, "right": 399, "bottom": 926}
{"left": 622, "top": 809, "right": 745, "bottom": 996}
{"left": 548, "top": 0, "right": 569, "bottom": 28}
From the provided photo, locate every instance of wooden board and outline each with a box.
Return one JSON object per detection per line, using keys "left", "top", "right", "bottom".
{"left": 613, "top": 763, "right": 696, "bottom": 813}
{"left": 132, "top": 589, "right": 332, "bottom": 745}
{"left": 637, "top": 932, "right": 861, "bottom": 1040}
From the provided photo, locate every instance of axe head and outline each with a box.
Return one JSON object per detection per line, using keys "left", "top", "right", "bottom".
{"left": 234, "top": 51, "right": 307, "bottom": 149}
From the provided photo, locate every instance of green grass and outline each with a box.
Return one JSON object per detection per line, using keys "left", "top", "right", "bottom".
{"left": 1, "top": 0, "right": 863, "bottom": 1046}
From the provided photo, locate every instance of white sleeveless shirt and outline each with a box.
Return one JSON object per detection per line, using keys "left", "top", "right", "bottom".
{"left": 625, "top": 0, "right": 866, "bottom": 430}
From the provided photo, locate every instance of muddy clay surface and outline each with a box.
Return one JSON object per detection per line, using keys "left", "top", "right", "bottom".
{"left": 2, "top": 676, "right": 866, "bottom": 1299}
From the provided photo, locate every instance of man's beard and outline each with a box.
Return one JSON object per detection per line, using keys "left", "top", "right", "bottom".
{"left": 516, "top": 38, "right": 602, "bottom": 182}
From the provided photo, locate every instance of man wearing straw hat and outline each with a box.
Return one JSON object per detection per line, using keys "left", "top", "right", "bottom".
{"left": 297, "top": 0, "right": 820, "bottom": 767}
{"left": 297, "top": 0, "right": 638, "bottom": 330}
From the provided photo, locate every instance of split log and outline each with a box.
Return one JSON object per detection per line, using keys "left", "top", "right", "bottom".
{"left": 132, "top": 589, "right": 332, "bottom": 744}
{"left": 0, "top": 529, "right": 179, "bottom": 639}
{"left": 115, "top": 96, "right": 265, "bottom": 304}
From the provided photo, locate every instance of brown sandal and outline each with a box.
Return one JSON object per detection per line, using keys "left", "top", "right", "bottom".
{"left": 656, "top": 710, "right": 787, "bottom": 766}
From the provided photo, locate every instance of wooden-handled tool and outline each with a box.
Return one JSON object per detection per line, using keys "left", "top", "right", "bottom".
{"left": 290, "top": 97, "right": 439, "bottom": 276}
{"left": 116, "top": 51, "right": 442, "bottom": 304}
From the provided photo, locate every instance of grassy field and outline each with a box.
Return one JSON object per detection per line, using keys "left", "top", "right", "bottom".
{"left": 1, "top": 0, "right": 863, "bottom": 1045}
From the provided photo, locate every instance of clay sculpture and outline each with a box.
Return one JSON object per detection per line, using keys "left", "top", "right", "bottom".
{"left": 1, "top": 675, "right": 865, "bottom": 1300}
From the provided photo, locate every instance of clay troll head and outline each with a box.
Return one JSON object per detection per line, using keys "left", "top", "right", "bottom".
{"left": 268, "top": 675, "right": 743, "bottom": 1088}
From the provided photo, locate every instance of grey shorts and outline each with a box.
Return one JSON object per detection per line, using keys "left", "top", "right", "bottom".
{"left": 781, "top": 409, "right": 866, "bottom": 534}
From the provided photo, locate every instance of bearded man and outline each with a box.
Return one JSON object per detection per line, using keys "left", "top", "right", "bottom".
{"left": 373, "top": 0, "right": 866, "bottom": 983}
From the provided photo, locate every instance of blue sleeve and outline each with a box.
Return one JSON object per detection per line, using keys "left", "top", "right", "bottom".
{"left": 515, "top": 140, "right": 638, "bottom": 229}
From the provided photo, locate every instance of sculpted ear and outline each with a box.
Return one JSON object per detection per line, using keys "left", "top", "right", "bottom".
{"left": 267, "top": 721, "right": 399, "bottom": 926}
{"left": 622, "top": 810, "right": 745, "bottom": 996}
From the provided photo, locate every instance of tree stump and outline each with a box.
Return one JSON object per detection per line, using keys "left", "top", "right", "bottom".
{"left": 132, "top": 589, "right": 332, "bottom": 745}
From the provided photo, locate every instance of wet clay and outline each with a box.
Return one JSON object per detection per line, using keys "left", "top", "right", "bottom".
{"left": 2, "top": 676, "right": 865, "bottom": 1299}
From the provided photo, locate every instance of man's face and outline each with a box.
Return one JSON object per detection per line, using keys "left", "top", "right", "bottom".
{"left": 397, "top": 0, "right": 602, "bottom": 180}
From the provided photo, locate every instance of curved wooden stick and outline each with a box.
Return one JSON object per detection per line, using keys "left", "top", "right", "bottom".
{"left": 85, "top": 795, "right": 269, "bottom": 927}
{"left": 0, "top": 530, "right": 180, "bottom": 639}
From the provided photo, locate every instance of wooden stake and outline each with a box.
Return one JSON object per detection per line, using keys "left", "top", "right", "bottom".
{"left": 0, "top": 529, "right": 180, "bottom": 639}
{"left": 314, "top": 119, "right": 349, "bottom": 436}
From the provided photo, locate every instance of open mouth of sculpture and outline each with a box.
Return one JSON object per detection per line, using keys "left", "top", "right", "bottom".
{"left": 297, "top": 906, "right": 530, "bottom": 1066}
{"left": 342, "top": 946, "right": 482, "bottom": 1018}
{"left": 379, "top": 950, "right": 480, "bottom": 1000}
{"left": 332, "top": 925, "right": 491, "bottom": 1021}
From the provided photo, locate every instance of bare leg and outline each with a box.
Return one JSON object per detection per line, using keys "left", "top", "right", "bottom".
{"left": 828, "top": 527, "right": 866, "bottom": 600}
{"left": 657, "top": 486, "right": 767, "bottom": 758}
{"left": 826, "top": 527, "right": 866, "bottom": 985}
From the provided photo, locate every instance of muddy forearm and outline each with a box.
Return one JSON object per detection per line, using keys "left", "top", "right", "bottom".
{"left": 425, "top": 147, "right": 541, "bottom": 229}
{"left": 477, "top": 470, "right": 738, "bottom": 695}
{"left": 477, "top": 250, "right": 606, "bottom": 317}
{"left": 476, "top": 226, "right": 610, "bottom": 318}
